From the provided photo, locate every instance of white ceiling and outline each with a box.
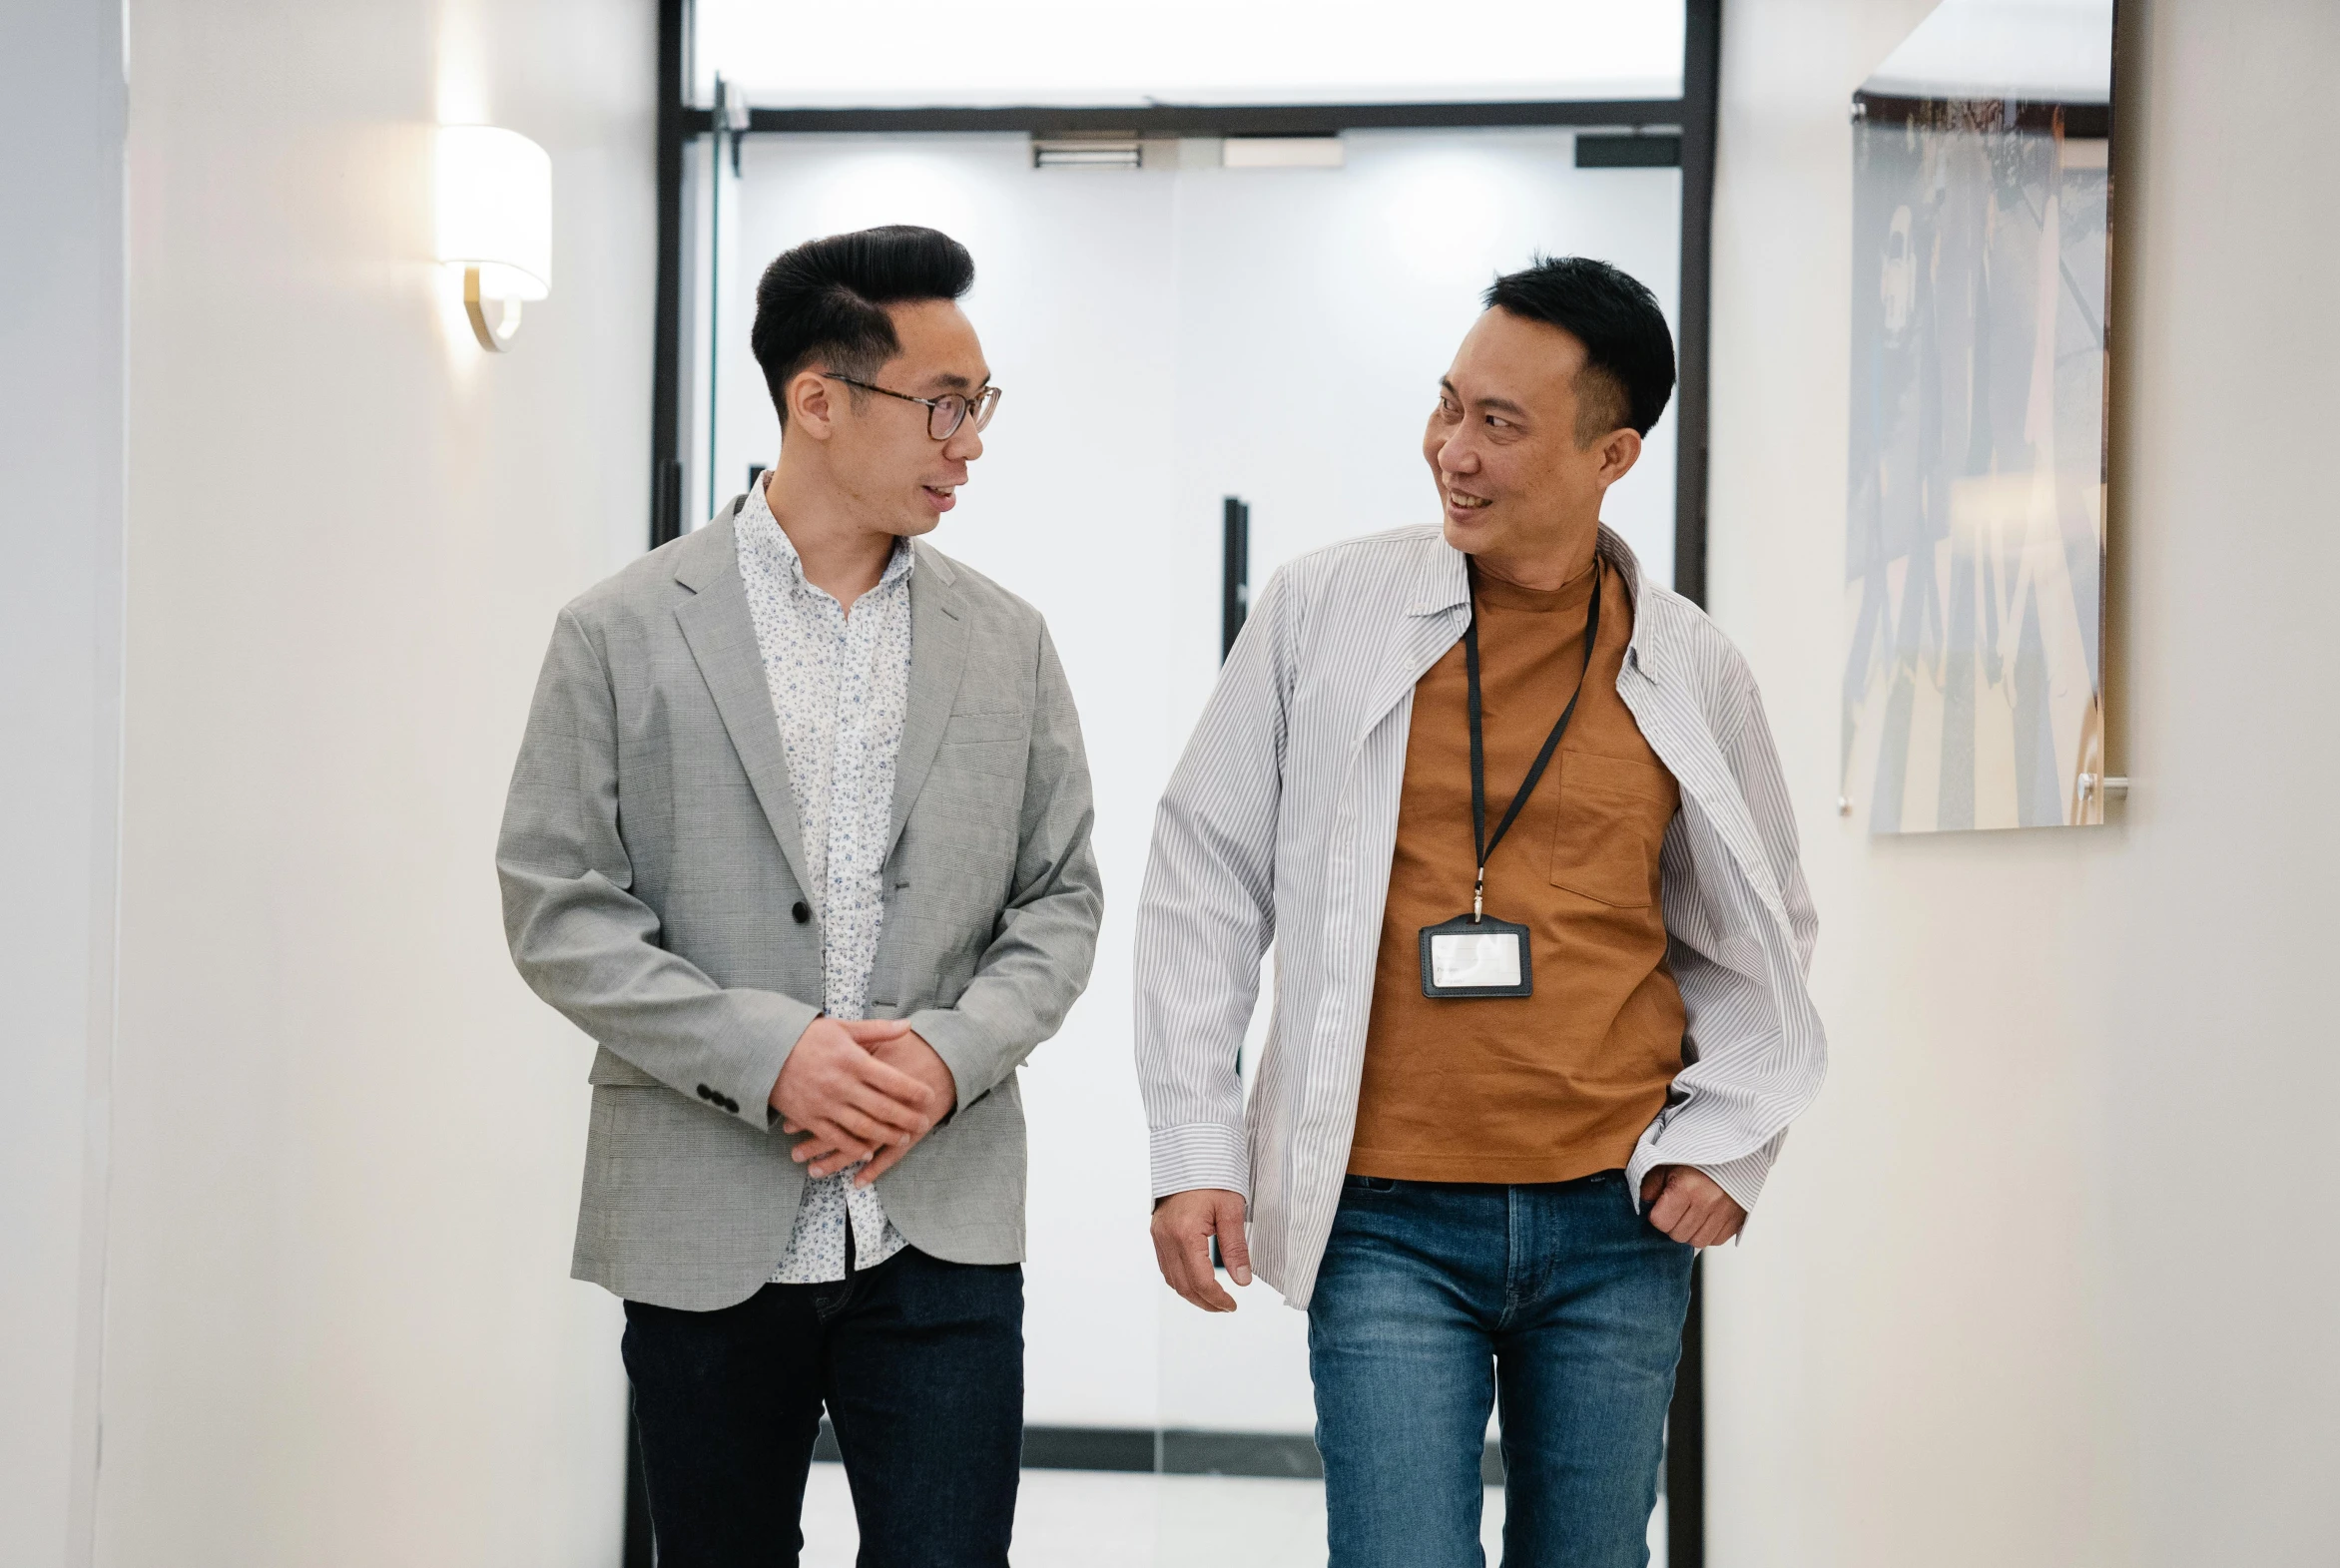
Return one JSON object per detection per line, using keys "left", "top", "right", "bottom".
{"left": 695, "top": 0, "right": 1685, "bottom": 109}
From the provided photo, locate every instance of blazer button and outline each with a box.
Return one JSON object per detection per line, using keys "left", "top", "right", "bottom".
{"left": 696, "top": 1084, "right": 712, "bottom": 1100}
{"left": 792, "top": 900, "right": 811, "bottom": 924}
{"left": 723, "top": 1096, "right": 740, "bottom": 1113}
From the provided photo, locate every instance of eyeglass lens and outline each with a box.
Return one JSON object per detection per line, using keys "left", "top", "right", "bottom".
{"left": 927, "top": 386, "right": 1002, "bottom": 440}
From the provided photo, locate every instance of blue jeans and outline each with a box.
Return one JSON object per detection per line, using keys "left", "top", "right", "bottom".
{"left": 1309, "top": 1172, "right": 1694, "bottom": 1568}
{"left": 622, "top": 1248, "right": 1023, "bottom": 1567}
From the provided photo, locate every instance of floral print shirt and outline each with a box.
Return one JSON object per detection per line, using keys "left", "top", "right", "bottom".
{"left": 736, "top": 480, "right": 913, "bottom": 1283}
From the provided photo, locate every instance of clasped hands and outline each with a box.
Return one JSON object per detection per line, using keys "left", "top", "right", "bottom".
{"left": 768, "top": 1016, "right": 957, "bottom": 1185}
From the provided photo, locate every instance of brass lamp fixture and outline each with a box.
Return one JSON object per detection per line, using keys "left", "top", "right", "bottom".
{"left": 434, "top": 126, "right": 551, "bottom": 351}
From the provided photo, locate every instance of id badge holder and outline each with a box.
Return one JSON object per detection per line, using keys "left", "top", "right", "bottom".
{"left": 1419, "top": 914, "right": 1533, "bottom": 999}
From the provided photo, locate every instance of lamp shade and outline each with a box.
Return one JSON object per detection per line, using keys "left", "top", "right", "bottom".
{"left": 435, "top": 126, "right": 551, "bottom": 300}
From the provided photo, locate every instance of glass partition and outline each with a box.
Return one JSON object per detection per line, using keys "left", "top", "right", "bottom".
{"left": 695, "top": 122, "right": 1682, "bottom": 1564}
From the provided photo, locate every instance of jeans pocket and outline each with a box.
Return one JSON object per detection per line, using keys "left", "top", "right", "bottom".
{"left": 1343, "top": 1174, "right": 1400, "bottom": 1195}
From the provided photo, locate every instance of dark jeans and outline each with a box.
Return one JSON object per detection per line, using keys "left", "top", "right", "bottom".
{"left": 622, "top": 1247, "right": 1023, "bottom": 1568}
{"left": 1308, "top": 1172, "right": 1694, "bottom": 1568}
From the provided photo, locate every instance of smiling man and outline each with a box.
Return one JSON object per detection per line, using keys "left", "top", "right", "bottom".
{"left": 1136, "top": 257, "right": 1825, "bottom": 1567}
{"left": 499, "top": 226, "right": 1100, "bottom": 1567}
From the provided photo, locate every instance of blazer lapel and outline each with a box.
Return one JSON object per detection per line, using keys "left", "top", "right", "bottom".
{"left": 883, "top": 540, "right": 969, "bottom": 862}
{"left": 671, "top": 515, "right": 818, "bottom": 901}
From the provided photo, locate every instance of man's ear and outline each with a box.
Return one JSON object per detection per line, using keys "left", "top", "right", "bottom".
{"left": 787, "top": 369, "right": 839, "bottom": 438}
{"left": 1593, "top": 426, "right": 1642, "bottom": 490}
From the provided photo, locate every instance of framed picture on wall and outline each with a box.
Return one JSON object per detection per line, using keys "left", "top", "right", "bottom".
{"left": 1840, "top": 0, "right": 2115, "bottom": 832}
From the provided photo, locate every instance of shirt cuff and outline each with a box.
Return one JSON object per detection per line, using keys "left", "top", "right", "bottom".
{"left": 1149, "top": 1122, "right": 1251, "bottom": 1205}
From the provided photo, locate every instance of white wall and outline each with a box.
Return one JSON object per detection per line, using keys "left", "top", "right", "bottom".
{"left": 79, "top": 1, "right": 655, "bottom": 1563}
{"left": 0, "top": 2, "right": 125, "bottom": 1563}
{"left": 1702, "top": 1, "right": 2340, "bottom": 1563}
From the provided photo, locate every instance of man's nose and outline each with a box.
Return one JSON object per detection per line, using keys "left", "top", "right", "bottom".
{"left": 943, "top": 422, "right": 983, "bottom": 463}
{"left": 1437, "top": 429, "right": 1479, "bottom": 475}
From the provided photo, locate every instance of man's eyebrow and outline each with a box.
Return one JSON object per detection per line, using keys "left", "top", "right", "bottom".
{"left": 928, "top": 370, "right": 986, "bottom": 392}
{"left": 1441, "top": 378, "right": 1528, "bottom": 418}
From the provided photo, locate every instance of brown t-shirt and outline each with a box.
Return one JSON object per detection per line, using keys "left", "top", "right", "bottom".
{"left": 1348, "top": 557, "right": 1686, "bottom": 1184}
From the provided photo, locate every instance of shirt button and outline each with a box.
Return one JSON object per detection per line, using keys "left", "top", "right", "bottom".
{"left": 792, "top": 901, "right": 811, "bottom": 923}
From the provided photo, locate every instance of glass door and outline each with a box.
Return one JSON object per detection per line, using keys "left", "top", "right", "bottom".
{"left": 695, "top": 123, "right": 1680, "bottom": 1568}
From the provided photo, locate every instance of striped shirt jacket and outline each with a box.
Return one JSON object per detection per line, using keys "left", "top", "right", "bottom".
{"left": 1134, "top": 524, "right": 1824, "bottom": 1309}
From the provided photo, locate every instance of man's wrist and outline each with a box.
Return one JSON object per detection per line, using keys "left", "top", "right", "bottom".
{"left": 895, "top": 1028, "right": 958, "bottom": 1118}
{"left": 902, "top": 1007, "right": 983, "bottom": 1118}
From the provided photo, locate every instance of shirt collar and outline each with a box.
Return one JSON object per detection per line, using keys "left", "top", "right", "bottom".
{"left": 1410, "top": 523, "right": 1661, "bottom": 676}
{"left": 736, "top": 476, "right": 915, "bottom": 595}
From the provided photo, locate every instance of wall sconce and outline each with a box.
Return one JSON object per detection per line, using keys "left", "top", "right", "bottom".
{"left": 434, "top": 126, "right": 551, "bottom": 351}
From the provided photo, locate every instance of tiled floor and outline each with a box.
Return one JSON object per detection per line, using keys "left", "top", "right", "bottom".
{"left": 799, "top": 1463, "right": 1665, "bottom": 1566}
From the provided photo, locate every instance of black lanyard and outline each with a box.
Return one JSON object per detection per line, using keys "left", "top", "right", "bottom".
{"left": 1462, "top": 562, "right": 1603, "bottom": 921}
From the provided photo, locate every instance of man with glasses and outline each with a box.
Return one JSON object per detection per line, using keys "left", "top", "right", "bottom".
{"left": 1136, "top": 257, "right": 1824, "bottom": 1566}
{"left": 499, "top": 225, "right": 1100, "bottom": 1566}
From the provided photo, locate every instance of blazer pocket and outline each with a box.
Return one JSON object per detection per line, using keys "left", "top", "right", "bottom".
{"left": 938, "top": 741, "right": 1026, "bottom": 784}
{"left": 941, "top": 709, "right": 1029, "bottom": 745}
{"left": 1547, "top": 752, "right": 1678, "bottom": 908}
{"left": 939, "top": 710, "right": 1030, "bottom": 784}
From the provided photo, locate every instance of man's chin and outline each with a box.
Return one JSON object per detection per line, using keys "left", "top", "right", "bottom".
{"left": 892, "top": 513, "right": 944, "bottom": 539}
{"left": 1441, "top": 513, "right": 1497, "bottom": 552}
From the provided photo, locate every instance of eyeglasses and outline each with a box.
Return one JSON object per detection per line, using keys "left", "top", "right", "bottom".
{"left": 822, "top": 373, "right": 1002, "bottom": 441}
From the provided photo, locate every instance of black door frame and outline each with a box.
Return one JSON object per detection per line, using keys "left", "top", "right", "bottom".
{"left": 637, "top": 7, "right": 1721, "bottom": 1566}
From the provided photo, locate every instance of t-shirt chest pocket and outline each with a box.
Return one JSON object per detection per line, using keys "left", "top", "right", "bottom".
{"left": 1547, "top": 751, "right": 1680, "bottom": 908}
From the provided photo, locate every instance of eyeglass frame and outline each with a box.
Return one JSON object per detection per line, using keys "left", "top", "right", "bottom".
{"left": 820, "top": 372, "right": 1001, "bottom": 441}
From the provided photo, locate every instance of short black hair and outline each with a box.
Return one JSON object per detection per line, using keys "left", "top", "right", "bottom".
{"left": 1482, "top": 256, "right": 1674, "bottom": 442}
{"left": 750, "top": 225, "right": 976, "bottom": 424}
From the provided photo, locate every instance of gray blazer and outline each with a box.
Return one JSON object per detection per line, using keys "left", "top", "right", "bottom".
{"left": 497, "top": 502, "right": 1101, "bottom": 1310}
